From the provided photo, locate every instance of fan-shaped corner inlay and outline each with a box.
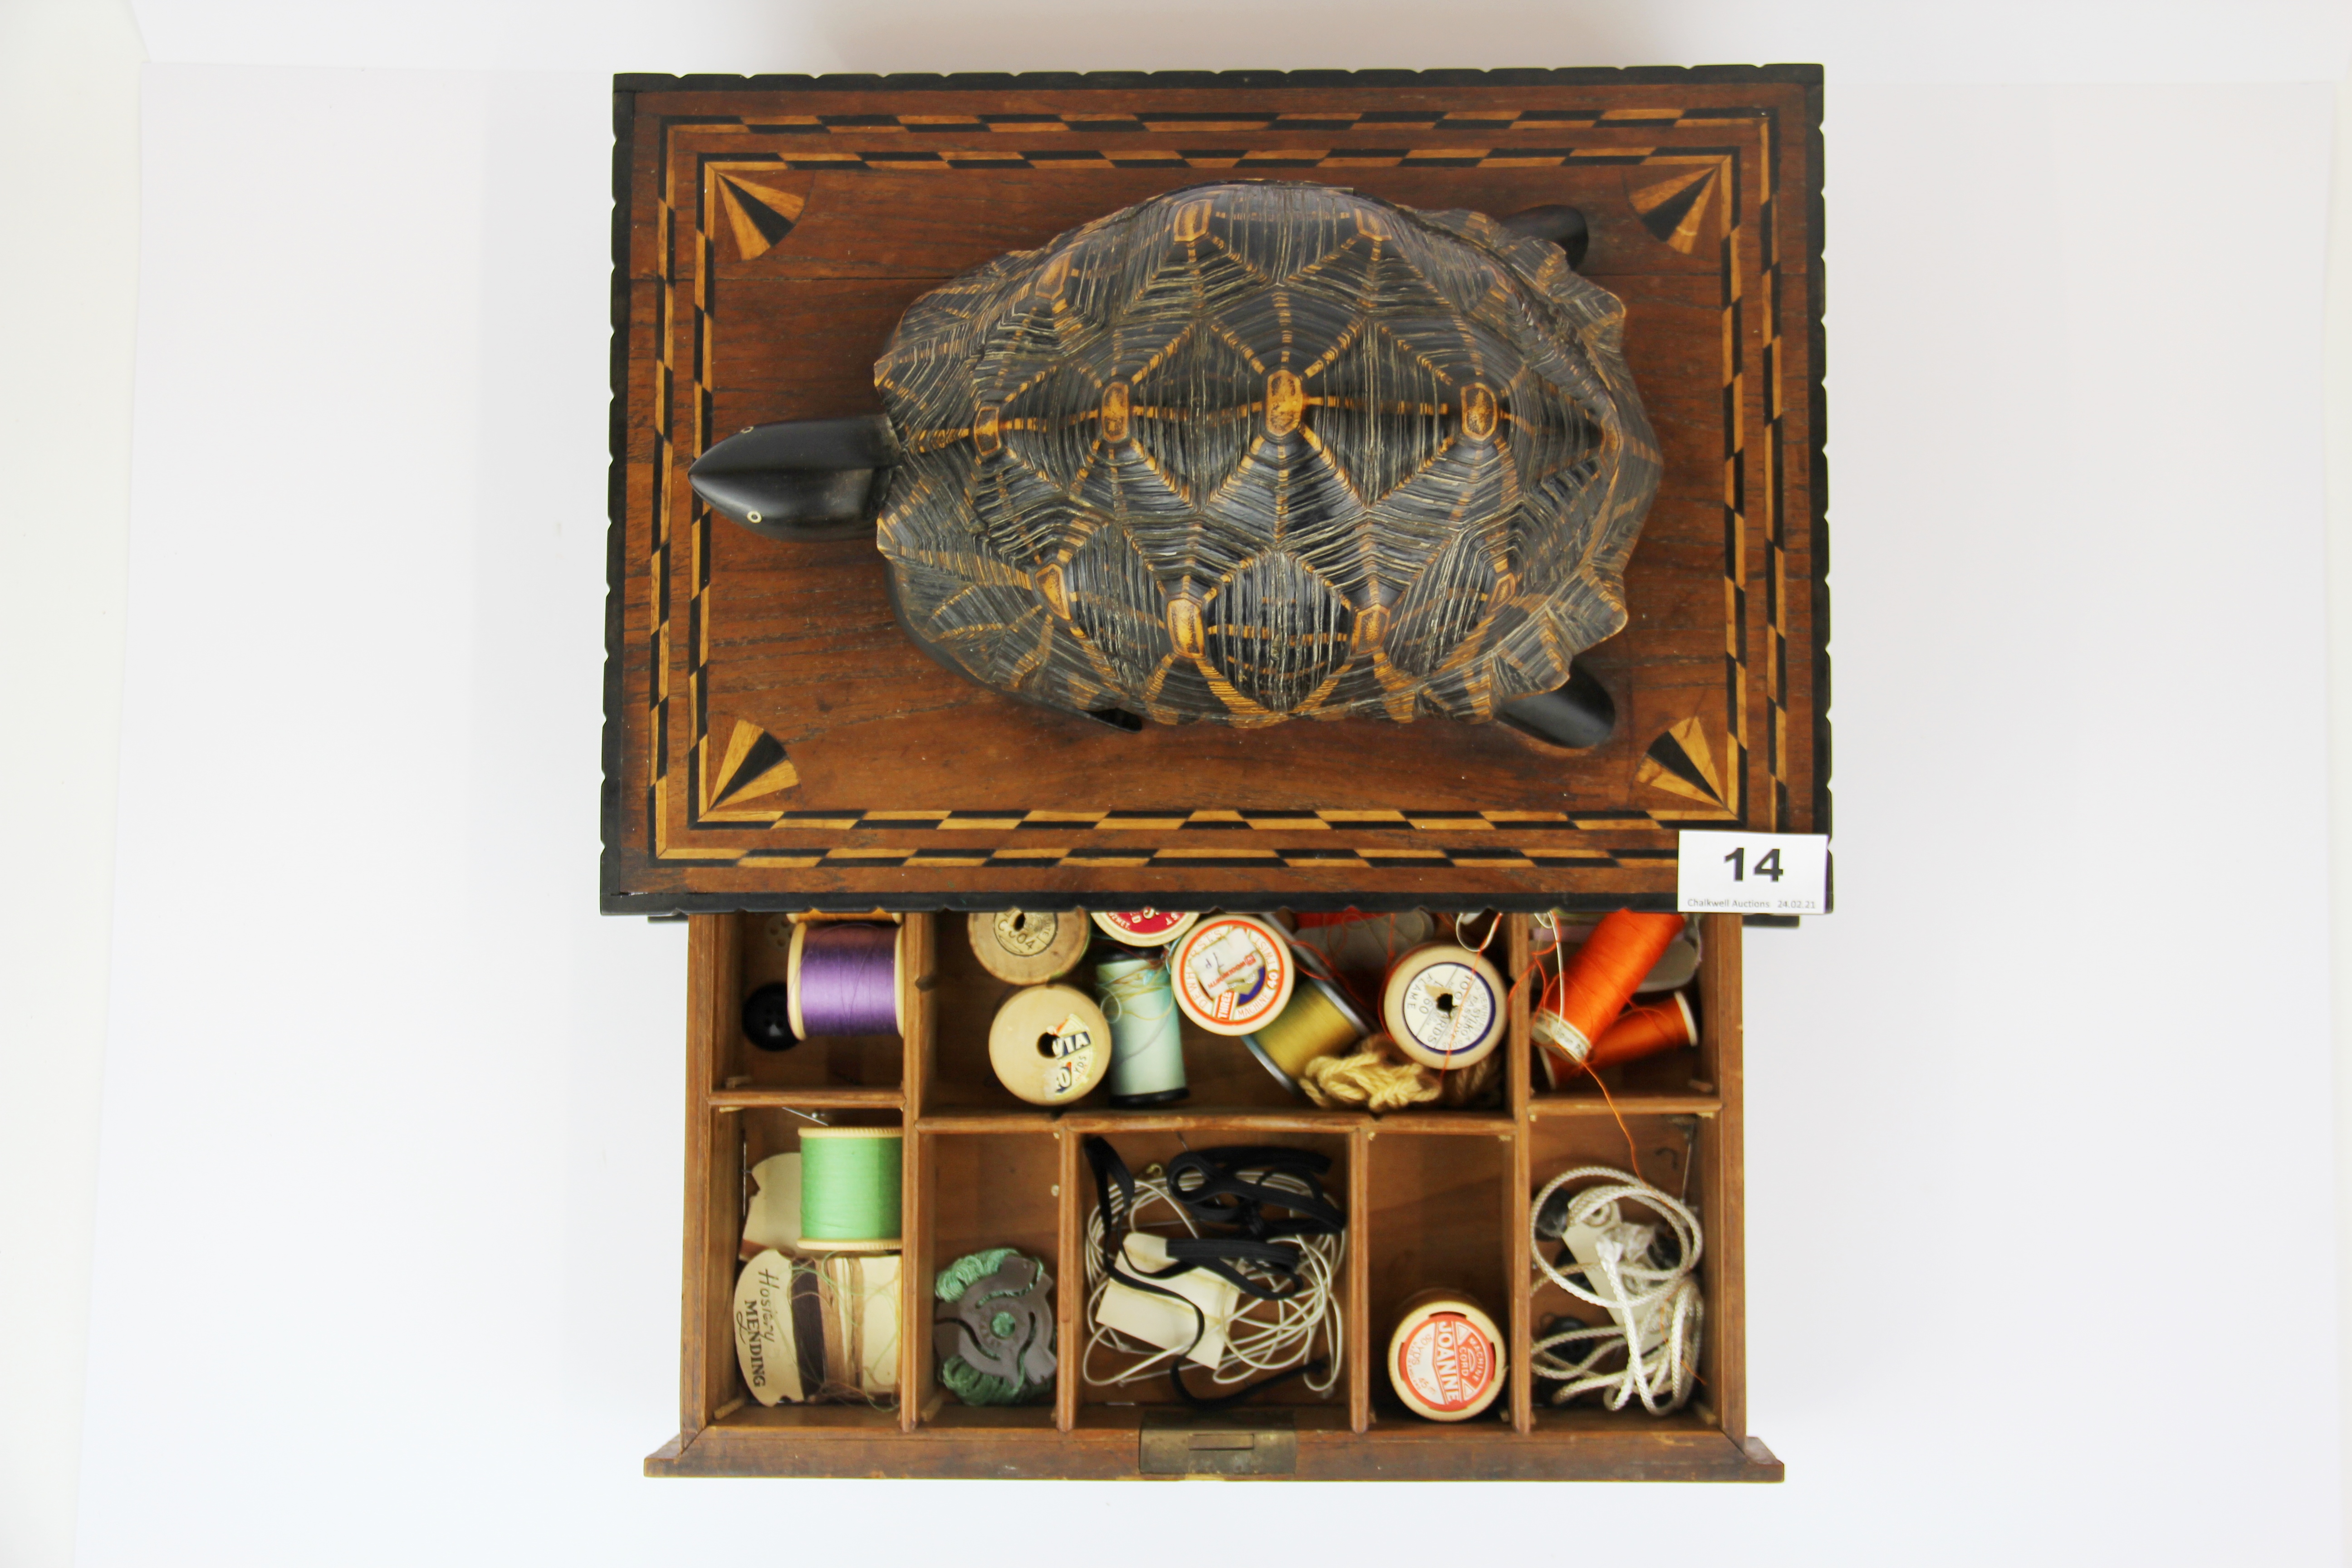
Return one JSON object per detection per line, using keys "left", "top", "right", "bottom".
{"left": 715, "top": 173, "right": 808, "bottom": 260}
{"left": 703, "top": 720, "right": 800, "bottom": 819}
{"left": 1637, "top": 716, "right": 1725, "bottom": 806}
{"left": 1627, "top": 163, "right": 1723, "bottom": 254}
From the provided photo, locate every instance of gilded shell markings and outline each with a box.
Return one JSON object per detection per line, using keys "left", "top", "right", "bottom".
{"left": 869, "top": 182, "right": 1660, "bottom": 730}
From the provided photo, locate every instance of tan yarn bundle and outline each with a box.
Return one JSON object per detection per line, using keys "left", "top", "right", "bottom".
{"left": 1298, "top": 1034, "right": 1502, "bottom": 1112}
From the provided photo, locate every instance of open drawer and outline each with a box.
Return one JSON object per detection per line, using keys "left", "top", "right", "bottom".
{"left": 646, "top": 911, "right": 1779, "bottom": 1481}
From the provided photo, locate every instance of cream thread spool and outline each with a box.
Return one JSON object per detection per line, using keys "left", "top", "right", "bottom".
{"left": 1090, "top": 909, "right": 1201, "bottom": 947}
{"left": 1388, "top": 1288, "right": 1507, "bottom": 1421}
{"left": 1170, "top": 913, "right": 1295, "bottom": 1036}
{"left": 795, "top": 1127, "right": 903, "bottom": 1252}
{"left": 988, "top": 984, "right": 1113, "bottom": 1106}
{"left": 1242, "top": 975, "right": 1371, "bottom": 1095}
{"left": 1381, "top": 944, "right": 1507, "bottom": 1071}
{"left": 968, "top": 909, "right": 1089, "bottom": 985}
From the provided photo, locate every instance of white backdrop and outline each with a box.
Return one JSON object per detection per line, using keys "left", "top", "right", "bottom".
{"left": 6, "top": 5, "right": 2347, "bottom": 1564}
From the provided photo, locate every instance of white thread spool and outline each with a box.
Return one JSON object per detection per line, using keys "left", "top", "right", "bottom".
{"left": 1388, "top": 1288, "right": 1506, "bottom": 1421}
{"left": 988, "top": 984, "right": 1113, "bottom": 1106}
{"left": 1381, "top": 944, "right": 1506, "bottom": 1070}
{"left": 968, "top": 909, "right": 1089, "bottom": 984}
{"left": 1170, "top": 913, "right": 1295, "bottom": 1036}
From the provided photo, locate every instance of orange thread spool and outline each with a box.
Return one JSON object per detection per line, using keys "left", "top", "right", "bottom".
{"left": 1586, "top": 991, "right": 1697, "bottom": 1072}
{"left": 1534, "top": 911, "right": 1684, "bottom": 1067}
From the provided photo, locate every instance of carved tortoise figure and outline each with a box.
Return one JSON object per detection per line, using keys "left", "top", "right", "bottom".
{"left": 691, "top": 180, "right": 1660, "bottom": 748}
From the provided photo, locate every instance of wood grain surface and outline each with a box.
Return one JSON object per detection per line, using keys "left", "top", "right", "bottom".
{"left": 605, "top": 67, "right": 1825, "bottom": 912}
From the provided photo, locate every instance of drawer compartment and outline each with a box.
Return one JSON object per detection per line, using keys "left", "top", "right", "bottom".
{"left": 651, "top": 911, "right": 1778, "bottom": 1482}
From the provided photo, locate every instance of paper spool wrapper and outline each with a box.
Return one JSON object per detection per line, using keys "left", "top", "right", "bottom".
{"left": 1380, "top": 944, "right": 1507, "bottom": 1070}
{"left": 733, "top": 1250, "right": 901, "bottom": 1405}
{"left": 795, "top": 1126, "right": 904, "bottom": 1252}
{"left": 1388, "top": 1288, "right": 1507, "bottom": 1421}
{"left": 988, "top": 984, "right": 1113, "bottom": 1105}
{"left": 785, "top": 920, "right": 909, "bottom": 1040}
{"left": 1090, "top": 909, "right": 1201, "bottom": 948}
{"left": 968, "top": 909, "right": 1089, "bottom": 984}
{"left": 1170, "top": 913, "right": 1296, "bottom": 1036}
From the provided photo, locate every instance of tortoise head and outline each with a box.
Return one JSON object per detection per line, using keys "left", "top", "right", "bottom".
{"left": 687, "top": 414, "right": 901, "bottom": 542}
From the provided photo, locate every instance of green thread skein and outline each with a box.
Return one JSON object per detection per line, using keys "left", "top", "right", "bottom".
{"left": 934, "top": 1247, "right": 1056, "bottom": 1406}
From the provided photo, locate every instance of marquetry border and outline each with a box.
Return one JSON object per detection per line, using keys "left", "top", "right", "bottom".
{"left": 602, "top": 69, "right": 1828, "bottom": 908}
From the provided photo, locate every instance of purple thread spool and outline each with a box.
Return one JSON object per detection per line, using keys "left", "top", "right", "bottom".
{"left": 786, "top": 922, "right": 903, "bottom": 1039}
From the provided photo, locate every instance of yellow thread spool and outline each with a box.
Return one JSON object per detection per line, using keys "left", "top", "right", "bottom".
{"left": 1242, "top": 975, "right": 1371, "bottom": 1095}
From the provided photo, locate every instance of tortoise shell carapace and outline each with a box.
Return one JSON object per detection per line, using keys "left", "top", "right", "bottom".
{"left": 690, "top": 181, "right": 1661, "bottom": 750}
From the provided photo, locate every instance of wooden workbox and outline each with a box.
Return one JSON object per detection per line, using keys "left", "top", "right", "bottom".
{"left": 608, "top": 67, "right": 1825, "bottom": 1481}
{"left": 643, "top": 910, "right": 1774, "bottom": 1480}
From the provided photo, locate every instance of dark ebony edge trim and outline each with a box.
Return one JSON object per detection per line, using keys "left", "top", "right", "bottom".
{"left": 598, "top": 886, "right": 1681, "bottom": 916}
{"left": 1803, "top": 77, "right": 1830, "bottom": 841}
{"left": 613, "top": 65, "right": 1825, "bottom": 94}
{"left": 601, "top": 85, "right": 636, "bottom": 911}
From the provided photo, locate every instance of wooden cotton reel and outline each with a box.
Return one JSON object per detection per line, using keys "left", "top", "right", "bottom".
{"left": 968, "top": 909, "right": 1089, "bottom": 984}
{"left": 1171, "top": 913, "right": 1295, "bottom": 1036}
{"left": 1388, "top": 1288, "right": 1507, "bottom": 1421}
{"left": 796, "top": 1127, "right": 903, "bottom": 1252}
{"left": 1091, "top": 909, "right": 1200, "bottom": 948}
{"left": 989, "top": 984, "right": 1112, "bottom": 1106}
{"left": 1381, "top": 944, "right": 1507, "bottom": 1070}
{"left": 784, "top": 920, "right": 910, "bottom": 1040}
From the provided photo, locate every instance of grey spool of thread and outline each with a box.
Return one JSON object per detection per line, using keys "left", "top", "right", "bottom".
{"left": 1095, "top": 952, "right": 1189, "bottom": 1107}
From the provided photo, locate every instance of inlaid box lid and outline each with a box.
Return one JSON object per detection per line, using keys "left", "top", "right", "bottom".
{"left": 603, "top": 68, "right": 1827, "bottom": 913}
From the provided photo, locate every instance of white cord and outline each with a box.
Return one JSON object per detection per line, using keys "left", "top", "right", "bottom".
{"left": 1083, "top": 1166, "right": 1344, "bottom": 1396}
{"left": 1529, "top": 1165, "right": 1704, "bottom": 1415}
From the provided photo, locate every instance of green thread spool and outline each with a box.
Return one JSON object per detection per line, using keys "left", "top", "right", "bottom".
{"left": 1097, "top": 953, "right": 1189, "bottom": 1107}
{"left": 1242, "top": 975, "right": 1371, "bottom": 1095}
{"left": 797, "top": 1127, "right": 903, "bottom": 1251}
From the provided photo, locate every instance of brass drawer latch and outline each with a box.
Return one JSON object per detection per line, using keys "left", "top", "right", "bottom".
{"left": 1138, "top": 1411, "right": 1298, "bottom": 1477}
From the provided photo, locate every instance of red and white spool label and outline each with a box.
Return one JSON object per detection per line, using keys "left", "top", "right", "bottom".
{"left": 1395, "top": 1311, "right": 1498, "bottom": 1415}
{"left": 1092, "top": 909, "right": 1199, "bottom": 946}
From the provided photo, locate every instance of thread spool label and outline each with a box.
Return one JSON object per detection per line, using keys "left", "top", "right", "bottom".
{"left": 992, "top": 910, "right": 1058, "bottom": 957}
{"left": 1044, "top": 1014, "right": 1098, "bottom": 1100}
{"left": 1174, "top": 917, "right": 1291, "bottom": 1034}
{"left": 1396, "top": 961, "right": 1497, "bottom": 1058}
{"left": 1093, "top": 909, "right": 1199, "bottom": 946}
{"left": 1530, "top": 1009, "right": 1592, "bottom": 1063}
{"left": 1396, "top": 1311, "right": 1496, "bottom": 1414}
{"left": 733, "top": 1250, "right": 800, "bottom": 1406}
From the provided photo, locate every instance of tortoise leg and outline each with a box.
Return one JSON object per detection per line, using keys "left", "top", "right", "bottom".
{"left": 688, "top": 414, "right": 900, "bottom": 541}
{"left": 1496, "top": 661, "right": 1616, "bottom": 749}
{"left": 1500, "top": 204, "right": 1590, "bottom": 270}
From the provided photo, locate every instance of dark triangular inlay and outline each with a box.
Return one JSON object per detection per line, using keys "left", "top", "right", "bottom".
{"left": 724, "top": 179, "right": 799, "bottom": 248}
{"left": 717, "top": 728, "right": 791, "bottom": 802}
{"left": 1633, "top": 168, "right": 1715, "bottom": 245}
{"left": 1643, "top": 729, "right": 1720, "bottom": 800}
